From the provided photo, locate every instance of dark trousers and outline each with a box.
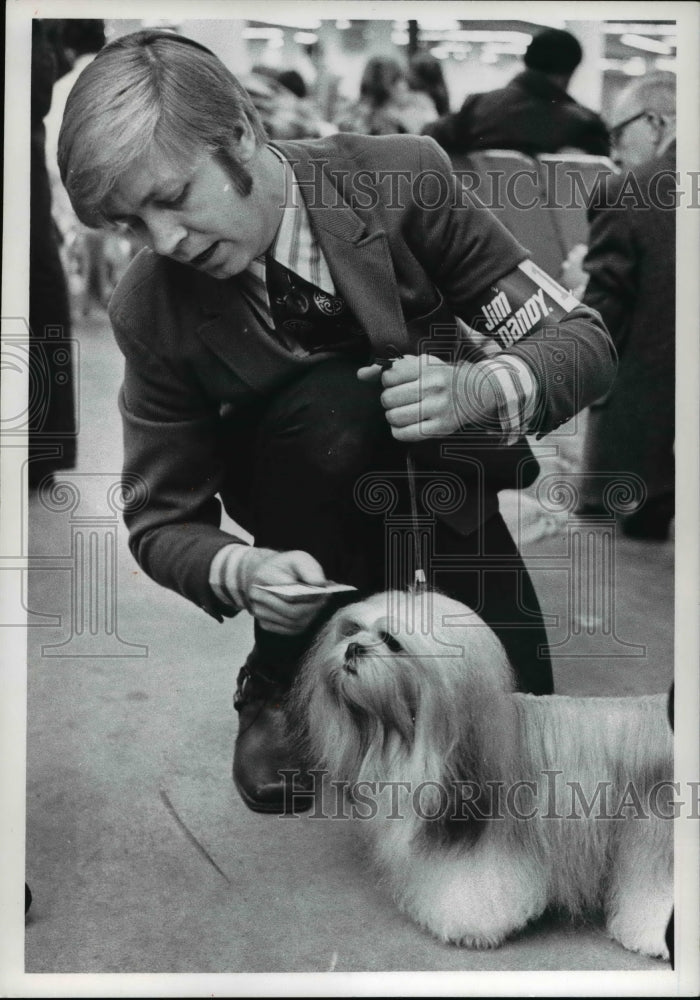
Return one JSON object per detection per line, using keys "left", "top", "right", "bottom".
{"left": 221, "top": 357, "right": 553, "bottom": 694}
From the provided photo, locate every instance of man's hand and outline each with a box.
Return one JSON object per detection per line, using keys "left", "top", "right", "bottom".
{"left": 235, "top": 549, "right": 334, "bottom": 635}
{"left": 357, "top": 354, "right": 501, "bottom": 442}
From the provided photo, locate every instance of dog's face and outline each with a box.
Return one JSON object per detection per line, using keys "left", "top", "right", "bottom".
{"left": 290, "top": 591, "right": 515, "bottom": 777}
{"left": 319, "top": 592, "right": 422, "bottom": 745}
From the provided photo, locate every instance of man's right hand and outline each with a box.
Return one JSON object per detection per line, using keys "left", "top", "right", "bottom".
{"left": 233, "top": 548, "right": 334, "bottom": 635}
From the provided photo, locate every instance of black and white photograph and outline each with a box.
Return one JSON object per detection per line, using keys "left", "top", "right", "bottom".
{"left": 2, "top": 1, "right": 699, "bottom": 995}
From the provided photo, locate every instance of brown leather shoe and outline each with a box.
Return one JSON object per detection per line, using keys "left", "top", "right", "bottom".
{"left": 233, "top": 666, "right": 315, "bottom": 814}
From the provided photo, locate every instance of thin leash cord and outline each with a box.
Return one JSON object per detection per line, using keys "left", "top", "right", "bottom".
{"left": 376, "top": 349, "right": 426, "bottom": 593}
{"left": 406, "top": 451, "right": 426, "bottom": 591}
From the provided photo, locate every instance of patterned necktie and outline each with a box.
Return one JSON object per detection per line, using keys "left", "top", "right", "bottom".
{"left": 265, "top": 254, "right": 369, "bottom": 358}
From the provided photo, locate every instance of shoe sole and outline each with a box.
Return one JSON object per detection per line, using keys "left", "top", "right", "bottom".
{"left": 234, "top": 777, "right": 315, "bottom": 815}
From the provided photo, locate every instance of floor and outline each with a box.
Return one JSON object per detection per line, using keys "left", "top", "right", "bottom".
{"left": 17, "top": 306, "right": 685, "bottom": 992}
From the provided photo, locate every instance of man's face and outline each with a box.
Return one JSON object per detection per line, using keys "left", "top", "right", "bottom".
{"left": 609, "top": 98, "right": 661, "bottom": 169}
{"left": 106, "top": 138, "right": 282, "bottom": 279}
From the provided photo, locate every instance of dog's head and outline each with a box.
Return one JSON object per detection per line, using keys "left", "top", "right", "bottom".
{"left": 288, "top": 590, "right": 514, "bottom": 784}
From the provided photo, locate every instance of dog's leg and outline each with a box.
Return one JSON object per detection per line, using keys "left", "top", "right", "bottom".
{"left": 387, "top": 836, "right": 549, "bottom": 949}
{"left": 604, "top": 815, "right": 673, "bottom": 960}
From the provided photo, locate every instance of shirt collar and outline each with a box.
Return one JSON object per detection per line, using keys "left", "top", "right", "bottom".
{"left": 267, "top": 146, "right": 301, "bottom": 265}
{"left": 257, "top": 146, "right": 335, "bottom": 295}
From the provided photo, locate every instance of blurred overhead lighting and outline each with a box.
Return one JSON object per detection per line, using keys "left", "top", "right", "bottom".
{"left": 427, "top": 41, "right": 472, "bottom": 55}
{"left": 525, "top": 17, "right": 566, "bottom": 28}
{"left": 142, "top": 18, "right": 183, "bottom": 28}
{"left": 418, "top": 19, "right": 460, "bottom": 31}
{"left": 252, "top": 17, "right": 321, "bottom": 29}
{"left": 335, "top": 19, "right": 351, "bottom": 30}
{"left": 294, "top": 31, "right": 318, "bottom": 45}
{"left": 605, "top": 22, "right": 677, "bottom": 35}
{"left": 420, "top": 30, "right": 532, "bottom": 45}
{"left": 622, "top": 57, "right": 647, "bottom": 76}
{"left": 483, "top": 41, "right": 528, "bottom": 56}
{"left": 243, "top": 27, "right": 283, "bottom": 40}
{"left": 620, "top": 33, "right": 673, "bottom": 54}
{"left": 654, "top": 58, "right": 677, "bottom": 72}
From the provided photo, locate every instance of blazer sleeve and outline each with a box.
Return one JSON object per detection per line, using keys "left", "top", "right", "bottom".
{"left": 409, "top": 136, "right": 618, "bottom": 437}
{"left": 109, "top": 281, "right": 244, "bottom": 622}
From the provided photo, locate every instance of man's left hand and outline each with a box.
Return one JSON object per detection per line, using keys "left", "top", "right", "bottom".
{"left": 357, "top": 354, "right": 499, "bottom": 442}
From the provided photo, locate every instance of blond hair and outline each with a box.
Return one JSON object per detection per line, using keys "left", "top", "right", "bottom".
{"left": 58, "top": 29, "right": 267, "bottom": 227}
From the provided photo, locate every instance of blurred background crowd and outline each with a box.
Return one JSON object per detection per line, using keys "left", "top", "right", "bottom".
{"left": 38, "top": 15, "right": 678, "bottom": 308}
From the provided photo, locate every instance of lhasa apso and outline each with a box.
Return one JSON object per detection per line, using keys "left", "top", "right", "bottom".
{"left": 288, "top": 590, "right": 673, "bottom": 959}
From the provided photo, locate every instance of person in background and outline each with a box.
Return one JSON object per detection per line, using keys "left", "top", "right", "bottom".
{"left": 408, "top": 51, "right": 450, "bottom": 117}
{"left": 29, "top": 18, "right": 106, "bottom": 488}
{"left": 336, "top": 55, "right": 435, "bottom": 136}
{"left": 27, "top": 18, "right": 105, "bottom": 915}
{"left": 245, "top": 64, "right": 335, "bottom": 140}
{"left": 573, "top": 73, "right": 676, "bottom": 540}
{"left": 276, "top": 69, "right": 308, "bottom": 100}
{"left": 244, "top": 67, "right": 317, "bottom": 140}
{"left": 424, "top": 27, "right": 610, "bottom": 158}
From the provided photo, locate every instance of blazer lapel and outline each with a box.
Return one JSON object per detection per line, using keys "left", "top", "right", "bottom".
{"left": 276, "top": 141, "right": 410, "bottom": 358}
{"left": 194, "top": 138, "right": 411, "bottom": 389}
{"left": 193, "top": 269, "right": 310, "bottom": 392}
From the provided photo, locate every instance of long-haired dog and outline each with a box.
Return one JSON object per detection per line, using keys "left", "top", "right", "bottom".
{"left": 288, "top": 590, "right": 673, "bottom": 959}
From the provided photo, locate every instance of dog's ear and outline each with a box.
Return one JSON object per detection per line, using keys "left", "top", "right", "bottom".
{"left": 404, "top": 593, "right": 517, "bottom": 785}
{"left": 407, "top": 661, "right": 517, "bottom": 853}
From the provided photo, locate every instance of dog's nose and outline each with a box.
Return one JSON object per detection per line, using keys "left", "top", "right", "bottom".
{"left": 344, "top": 641, "right": 363, "bottom": 673}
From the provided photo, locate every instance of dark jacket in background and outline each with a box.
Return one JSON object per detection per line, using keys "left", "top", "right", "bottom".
{"left": 580, "top": 142, "right": 676, "bottom": 506}
{"left": 29, "top": 20, "right": 77, "bottom": 479}
{"left": 424, "top": 68, "right": 610, "bottom": 158}
{"left": 29, "top": 19, "right": 105, "bottom": 483}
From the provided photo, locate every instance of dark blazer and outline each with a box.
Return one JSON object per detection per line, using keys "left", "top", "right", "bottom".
{"left": 109, "top": 133, "right": 615, "bottom": 618}
{"left": 581, "top": 143, "right": 676, "bottom": 502}
{"left": 425, "top": 69, "right": 610, "bottom": 158}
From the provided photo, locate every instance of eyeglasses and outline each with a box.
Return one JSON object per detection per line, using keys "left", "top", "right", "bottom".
{"left": 609, "top": 109, "right": 652, "bottom": 146}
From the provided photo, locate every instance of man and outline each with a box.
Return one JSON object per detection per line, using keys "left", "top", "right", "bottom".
{"left": 576, "top": 73, "right": 676, "bottom": 539}
{"left": 425, "top": 27, "right": 610, "bottom": 158}
{"left": 58, "top": 30, "right": 616, "bottom": 813}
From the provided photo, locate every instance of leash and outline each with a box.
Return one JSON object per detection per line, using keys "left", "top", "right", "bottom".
{"left": 375, "top": 350, "right": 426, "bottom": 593}
{"left": 406, "top": 450, "right": 427, "bottom": 592}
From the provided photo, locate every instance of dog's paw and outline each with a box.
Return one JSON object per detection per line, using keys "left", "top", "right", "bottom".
{"left": 451, "top": 931, "right": 507, "bottom": 950}
{"left": 606, "top": 895, "right": 673, "bottom": 962}
{"left": 606, "top": 924, "right": 670, "bottom": 962}
{"left": 614, "top": 936, "right": 670, "bottom": 962}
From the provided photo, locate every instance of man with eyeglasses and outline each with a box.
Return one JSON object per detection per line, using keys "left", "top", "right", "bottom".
{"left": 608, "top": 76, "right": 676, "bottom": 170}
{"left": 576, "top": 72, "right": 676, "bottom": 539}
